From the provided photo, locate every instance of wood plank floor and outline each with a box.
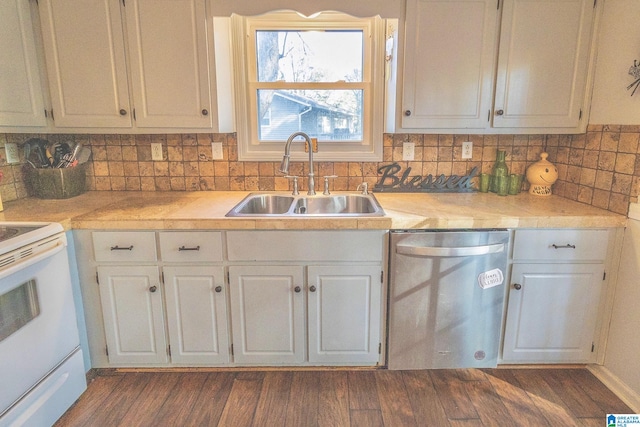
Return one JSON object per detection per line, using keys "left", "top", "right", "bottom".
{"left": 55, "top": 368, "right": 632, "bottom": 427}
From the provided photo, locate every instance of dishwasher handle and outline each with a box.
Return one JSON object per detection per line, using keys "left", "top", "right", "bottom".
{"left": 396, "top": 242, "right": 505, "bottom": 257}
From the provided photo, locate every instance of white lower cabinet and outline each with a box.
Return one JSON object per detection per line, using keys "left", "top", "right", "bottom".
{"left": 502, "top": 228, "right": 610, "bottom": 363}
{"left": 229, "top": 266, "right": 305, "bottom": 365}
{"left": 229, "top": 264, "right": 383, "bottom": 366}
{"left": 502, "top": 263, "right": 604, "bottom": 363}
{"left": 163, "top": 266, "right": 229, "bottom": 365}
{"left": 307, "top": 265, "right": 382, "bottom": 364}
{"left": 85, "top": 229, "right": 385, "bottom": 367}
{"left": 97, "top": 265, "right": 168, "bottom": 365}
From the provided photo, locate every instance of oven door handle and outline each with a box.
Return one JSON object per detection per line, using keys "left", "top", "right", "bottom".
{"left": 396, "top": 243, "right": 505, "bottom": 257}
{"left": 0, "top": 239, "right": 66, "bottom": 281}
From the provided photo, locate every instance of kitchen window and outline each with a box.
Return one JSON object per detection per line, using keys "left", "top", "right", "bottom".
{"left": 231, "top": 11, "right": 386, "bottom": 161}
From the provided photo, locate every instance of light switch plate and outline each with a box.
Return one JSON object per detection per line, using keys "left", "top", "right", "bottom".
{"left": 151, "top": 143, "right": 163, "bottom": 161}
{"left": 462, "top": 141, "right": 473, "bottom": 159}
{"left": 211, "top": 142, "right": 223, "bottom": 160}
{"left": 403, "top": 142, "right": 415, "bottom": 161}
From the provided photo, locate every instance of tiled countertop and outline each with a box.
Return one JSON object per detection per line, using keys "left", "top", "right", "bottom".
{"left": 0, "top": 190, "right": 628, "bottom": 230}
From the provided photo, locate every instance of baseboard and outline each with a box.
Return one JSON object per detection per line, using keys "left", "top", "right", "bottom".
{"left": 588, "top": 365, "right": 640, "bottom": 412}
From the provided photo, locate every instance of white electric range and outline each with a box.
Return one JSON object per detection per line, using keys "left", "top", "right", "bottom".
{"left": 0, "top": 222, "right": 86, "bottom": 427}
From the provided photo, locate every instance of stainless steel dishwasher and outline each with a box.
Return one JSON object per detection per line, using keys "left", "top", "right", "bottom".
{"left": 388, "top": 230, "right": 509, "bottom": 370}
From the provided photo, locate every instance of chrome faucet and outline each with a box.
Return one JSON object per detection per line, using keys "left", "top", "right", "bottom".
{"left": 279, "top": 131, "right": 316, "bottom": 196}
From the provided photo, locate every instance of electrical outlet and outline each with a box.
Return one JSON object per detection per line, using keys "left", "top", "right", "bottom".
{"left": 151, "top": 143, "right": 163, "bottom": 161}
{"left": 5, "top": 143, "right": 19, "bottom": 164}
{"left": 462, "top": 141, "right": 473, "bottom": 159}
{"left": 403, "top": 142, "right": 415, "bottom": 161}
{"left": 211, "top": 142, "right": 223, "bottom": 160}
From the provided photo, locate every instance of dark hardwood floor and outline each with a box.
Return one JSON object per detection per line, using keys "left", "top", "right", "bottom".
{"left": 55, "top": 368, "right": 631, "bottom": 426}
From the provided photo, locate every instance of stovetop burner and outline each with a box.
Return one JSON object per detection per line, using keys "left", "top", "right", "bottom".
{"left": 0, "top": 225, "right": 42, "bottom": 243}
{"left": 0, "top": 227, "right": 20, "bottom": 242}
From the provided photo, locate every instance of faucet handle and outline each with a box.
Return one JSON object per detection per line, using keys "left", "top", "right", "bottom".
{"left": 322, "top": 175, "right": 338, "bottom": 195}
{"left": 357, "top": 182, "right": 369, "bottom": 195}
{"left": 285, "top": 175, "right": 299, "bottom": 195}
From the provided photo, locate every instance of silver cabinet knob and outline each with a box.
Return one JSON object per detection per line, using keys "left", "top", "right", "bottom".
{"left": 513, "top": 283, "right": 522, "bottom": 290}
{"left": 149, "top": 285, "right": 158, "bottom": 293}
{"left": 404, "top": 110, "right": 412, "bottom": 116}
{"left": 495, "top": 109, "right": 504, "bottom": 116}
{"left": 215, "top": 286, "right": 222, "bottom": 293}
{"left": 294, "top": 286, "right": 301, "bottom": 293}
{"left": 309, "top": 285, "right": 317, "bottom": 292}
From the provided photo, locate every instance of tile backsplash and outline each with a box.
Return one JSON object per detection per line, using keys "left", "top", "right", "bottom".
{"left": 1, "top": 124, "right": 638, "bottom": 216}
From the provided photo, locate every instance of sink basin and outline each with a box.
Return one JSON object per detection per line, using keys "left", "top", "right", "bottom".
{"left": 226, "top": 192, "right": 385, "bottom": 217}
{"left": 293, "top": 195, "right": 381, "bottom": 215}
{"left": 228, "top": 194, "right": 294, "bottom": 215}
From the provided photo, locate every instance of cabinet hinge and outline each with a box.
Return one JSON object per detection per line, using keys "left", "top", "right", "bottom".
{"left": 497, "top": 0, "right": 500, "bottom": 10}
{"left": 132, "top": 108, "right": 136, "bottom": 121}
{"left": 591, "top": 342, "right": 595, "bottom": 352}
{"left": 105, "top": 345, "right": 109, "bottom": 356}
{"left": 593, "top": 0, "right": 597, "bottom": 8}
{"left": 44, "top": 109, "right": 48, "bottom": 118}
{"left": 230, "top": 344, "right": 234, "bottom": 356}
{"left": 378, "top": 343, "right": 382, "bottom": 354}
{"left": 96, "top": 271, "right": 100, "bottom": 285}
{"left": 161, "top": 271, "right": 164, "bottom": 284}
{"left": 122, "top": 0, "right": 125, "bottom": 6}
{"left": 488, "top": 110, "right": 491, "bottom": 122}
{"left": 603, "top": 271, "right": 606, "bottom": 280}
{"left": 579, "top": 109, "right": 583, "bottom": 120}
{"left": 167, "top": 345, "right": 171, "bottom": 356}
{"left": 50, "top": 109, "right": 55, "bottom": 121}
{"left": 226, "top": 271, "right": 230, "bottom": 285}
{"left": 380, "top": 270, "right": 384, "bottom": 283}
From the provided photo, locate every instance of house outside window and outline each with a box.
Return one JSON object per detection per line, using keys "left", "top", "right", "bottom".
{"left": 231, "top": 11, "right": 386, "bottom": 161}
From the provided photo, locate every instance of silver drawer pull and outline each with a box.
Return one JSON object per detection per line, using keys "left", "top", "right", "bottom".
{"left": 178, "top": 245, "right": 201, "bottom": 251}
{"left": 396, "top": 243, "right": 504, "bottom": 257}
{"left": 110, "top": 245, "right": 133, "bottom": 251}
{"left": 551, "top": 244, "right": 576, "bottom": 249}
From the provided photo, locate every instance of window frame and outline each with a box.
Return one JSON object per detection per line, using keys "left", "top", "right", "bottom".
{"left": 231, "top": 11, "right": 385, "bottom": 162}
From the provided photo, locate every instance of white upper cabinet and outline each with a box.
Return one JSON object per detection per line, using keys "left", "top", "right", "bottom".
{"left": 37, "top": 0, "right": 214, "bottom": 130}
{"left": 493, "top": 0, "right": 595, "bottom": 129}
{"left": 401, "top": 0, "right": 499, "bottom": 129}
{"left": 38, "top": 0, "right": 131, "bottom": 128}
{"left": 0, "top": 0, "right": 47, "bottom": 127}
{"left": 400, "top": 0, "right": 596, "bottom": 132}
{"left": 124, "top": 0, "right": 213, "bottom": 128}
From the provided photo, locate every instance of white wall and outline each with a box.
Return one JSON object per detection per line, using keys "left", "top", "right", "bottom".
{"left": 600, "top": 208, "right": 640, "bottom": 410}
{"left": 589, "top": 0, "right": 640, "bottom": 125}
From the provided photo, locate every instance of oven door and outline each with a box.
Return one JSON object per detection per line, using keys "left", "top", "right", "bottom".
{"left": 0, "top": 239, "right": 80, "bottom": 413}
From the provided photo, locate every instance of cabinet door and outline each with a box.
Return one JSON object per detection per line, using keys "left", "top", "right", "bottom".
{"left": 38, "top": 0, "right": 131, "bottom": 128}
{"left": 124, "top": 0, "right": 212, "bottom": 128}
{"left": 228, "top": 266, "right": 305, "bottom": 365}
{"left": 163, "top": 266, "right": 229, "bottom": 365}
{"left": 502, "top": 263, "right": 603, "bottom": 363}
{"left": 98, "top": 266, "right": 167, "bottom": 365}
{"left": 401, "top": 0, "right": 498, "bottom": 129}
{"left": 307, "top": 266, "right": 382, "bottom": 364}
{"left": 493, "top": 0, "right": 594, "bottom": 128}
{"left": 0, "top": 0, "right": 47, "bottom": 127}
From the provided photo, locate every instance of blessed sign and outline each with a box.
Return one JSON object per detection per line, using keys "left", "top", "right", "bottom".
{"left": 373, "top": 163, "right": 478, "bottom": 193}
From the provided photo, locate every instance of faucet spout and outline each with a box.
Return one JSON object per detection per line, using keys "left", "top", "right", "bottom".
{"left": 279, "top": 131, "right": 316, "bottom": 196}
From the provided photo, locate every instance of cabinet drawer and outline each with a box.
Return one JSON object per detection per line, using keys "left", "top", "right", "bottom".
{"left": 227, "top": 231, "right": 384, "bottom": 262}
{"left": 93, "top": 231, "right": 157, "bottom": 262}
{"left": 158, "top": 231, "right": 223, "bottom": 263}
{"left": 513, "top": 229, "right": 609, "bottom": 262}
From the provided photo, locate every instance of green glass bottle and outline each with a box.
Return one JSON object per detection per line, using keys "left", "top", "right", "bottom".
{"left": 490, "top": 150, "right": 509, "bottom": 195}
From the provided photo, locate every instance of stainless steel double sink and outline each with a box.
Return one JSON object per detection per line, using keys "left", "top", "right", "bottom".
{"left": 226, "top": 192, "right": 385, "bottom": 217}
